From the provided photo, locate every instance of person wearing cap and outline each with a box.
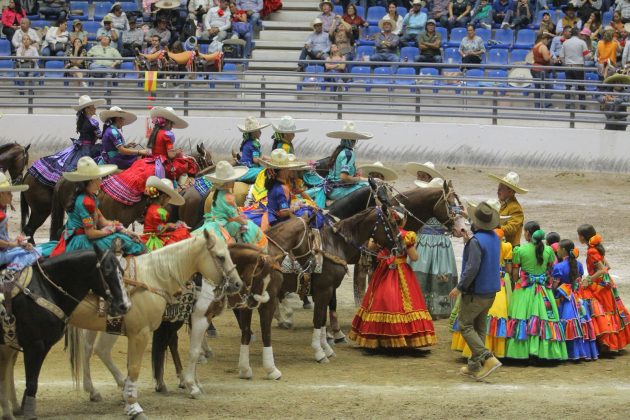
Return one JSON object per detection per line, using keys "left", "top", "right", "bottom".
{"left": 68, "top": 19, "right": 87, "bottom": 46}
{"left": 448, "top": 200, "right": 502, "bottom": 380}
{"left": 28, "top": 96, "right": 105, "bottom": 188}
{"left": 40, "top": 18, "right": 69, "bottom": 57}
{"left": 556, "top": 4, "right": 582, "bottom": 33}
{"left": 51, "top": 157, "right": 145, "bottom": 257}
{"left": 537, "top": 11, "right": 555, "bottom": 36}
{"left": 146, "top": 17, "right": 172, "bottom": 46}
{"left": 236, "top": 0, "right": 262, "bottom": 30}
{"left": 297, "top": 18, "right": 331, "bottom": 71}
{"left": 122, "top": 17, "right": 146, "bottom": 57}
{"left": 371, "top": 17, "right": 400, "bottom": 64}
{"left": 99, "top": 107, "right": 150, "bottom": 169}
{"left": 597, "top": 73, "right": 629, "bottom": 130}
{"left": 318, "top": 0, "right": 337, "bottom": 33}
{"left": 87, "top": 34, "right": 123, "bottom": 75}
{"left": 596, "top": 27, "right": 621, "bottom": 79}
{"left": 560, "top": 27, "right": 590, "bottom": 108}
{"left": 97, "top": 15, "right": 120, "bottom": 46}
{"left": 12, "top": 18, "right": 41, "bottom": 51}
{"left": 203, "top": 0, "right": 232, "bottom": 43}
{"left": 142, "top": 176, "right": 191, "bottom": 251}
{"left": 415, "top": 19, "right": 442, "bottom": 63}
{"left": 487, "top": 171, "right": 526, "bottom": 247}
{"left": 401, "top": 0, "right": 428, "bottom": 43}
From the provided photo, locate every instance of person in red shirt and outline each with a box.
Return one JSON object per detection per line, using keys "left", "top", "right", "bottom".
{"left": 342, "top": 3, "right": 368, "bottom": 45}
{"left": 2, "top": 0, "right": 26, "bottom": 50}
{"left": 229, "top": 1, "right": 253, "bottom": 58}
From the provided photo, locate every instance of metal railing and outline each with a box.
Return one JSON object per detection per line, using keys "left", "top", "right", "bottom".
{"left": 0, "top": 55, "right": 626, "bottom": 129}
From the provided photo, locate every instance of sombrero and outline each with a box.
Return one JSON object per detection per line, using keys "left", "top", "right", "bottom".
{"left": 146, "top": 176, "right": 185, "bottom": 206}
{"left": 110, "top": 2, "right": 122, "bottom": 12}
{"left": 318, "top": 0, "right": 333, "bottom": 11}
{"left": 508, "top": 67, "right": 534, "bottom": 87}
{"left": 487, "top": 171, "right": 528, "bottom": 194}
{"left": 414, "top": 177, "right": 443, "bottom": 189}
{"left": 204, "top": 161, "right": 248, "bottom": 184}
{"left": 311, "top": 18, "right": 323, "bottom": 29}
{"left": 62, "top": 157, "right": 118, "bottom": 182}
{"left": 378, "top": 17, "right": 395, "bottom": 31}
{"left": 467, "top": 199, "right": 511, "bottom": 221}
{"left": 272, "top": 116, "right": 308, "bottom": 133}
{"left": 326, "top": 121, "right": 373, "bottom": 140}
{"left": 150, "top": 106, "right": 188, "bottom": 129}
{"left": 604, "top": 73, "right": 630, "bottom": 85}
{"left": 237, "top": 116, "right": 270, "bottom": 133}
{"left": 72, "top": 95, "right": 106, "bottom": 111}
{"left": 357, "top": 161, "right": 398, "bottom": 181}
{"left": 466, "top": 200, "right": 500, "bottom": 231}
{"left": 0, "top": 172, "right": 28, "bottom": 192}
{"left": 99, "top": 106, "right": 137, "bottom": 126}
{"left": 259, "top": 149, "right": 308, "bottom": 170}
{"left": 155, "top": 0, "right": 180, "bottom": 9}
{"left": 405, "top": 161, "right": 444, "bottom": 180}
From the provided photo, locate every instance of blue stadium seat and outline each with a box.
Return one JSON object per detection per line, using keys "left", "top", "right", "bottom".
{"left": 552, "top": 71, "right": 566, "bottom": 91}
{"left": 436, "top": 26, "right": 448, "bottom": 47}
{"left": 356, "top": 6, "right": 365, "bottom": 18}
{"left": 44, "top": 60, "right": 65, "bottom": 78}
{"left": 358, "top": 25, "right": 380, "bottom": 46}
{"left": 397, "top": 6, "right": 408, "bottom": 17}
{"left": 585, "top": 71, "right": 599, "bottom": 92}
{"left": 509, "top": 48, "right": 529, "bottom": 63}
{"left": 487, "top": 69, "right": 508, "bottom": 94}
{"left": 514, "top": 29, "right": 535, "bottom": 49}
{"left": 333, "top": 5, "right": 343, "bottom": 15}
{"left": 464, "top": 68, "right": 485, "bottom": 94}
{"left": 69, "top": 1, "right": 90, "bottom": 21}
{"left": 400, "top": 46, "right": 419, "bottom": 61}
{"left": 30, "top": 20, "right": 48, "bottom": 29}
{"left": 348, "top": 66, "right": 371, "bottom": 91}
{"left": 211, "top": 63, "right": 240, "bottom": 88}
{"left": 94, "top": 2, "right": 114, "bottom": 21}
{"left": 297, "top": 64, "right": 324, "bottom": 91}
{"left": 119, "top": 61, "right": 138, "bottom": 78}
{"left": 373, "top": 66, "right": 393, "bottom": 87}
{"left": 83, "top": 21, "right": 101, "bottom": 41}
{"left": 366, "top": 6, "right": 386, "bottom": 25}
{"left": 394, "top": 67, "right": 415, "bottom": 92}
{"left": 486, "top": 49, "right": 508, "bottom": 67}
{"left": 476, "top": 28, "right": 491, "bottom": 44}
{"left": 418, "top": 67, "right": 439, "bottom": 92}
{"left": 447, "top": 27, "right": 467, "bottom": 47}
{"left": 0, "top": 40, "right": 11, "bottom": 56}
{"left": 355, "top": 45, "right": 375, "bottom": 60}
{"left": 491, "top": 28, "right": 513, "bottom": 49}
{"left": 0, "top": 59, "right": 14, "bottom": 77}
{"left": 602, "top": 10, "right": 613, "bottom": 27}
{"left": 443, "top": 47, "right": 461, "bottom": 64}
{"left": 121, "top": 2, "right": 138, "bottom": 14}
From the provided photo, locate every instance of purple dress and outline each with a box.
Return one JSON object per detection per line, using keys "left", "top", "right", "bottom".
{"left": 99, "top": 126, "right": 137, "bottom": 169}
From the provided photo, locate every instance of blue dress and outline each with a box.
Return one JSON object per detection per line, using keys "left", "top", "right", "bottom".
{"left": 237, "top": 136, "right": 264, "bottom": 183}
{"left": 0, "top": 206, "right": 43, "bottom": 271}
{"left": 98, "top": 125, "right": 138, "bottom": 169}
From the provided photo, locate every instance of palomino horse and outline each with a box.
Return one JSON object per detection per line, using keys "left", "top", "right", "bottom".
{"left": 0, "top": 243, "right": 129, "bottom": 420}
{"left": 67, "top": 231, "right": 242, "bottom": 419}
{"left": 0, "top": 143, "right": 30, "bottom": 183}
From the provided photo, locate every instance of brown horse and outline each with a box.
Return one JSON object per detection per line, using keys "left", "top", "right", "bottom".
{"left": 0, "top": 142, "right": 30, "bottom": 182}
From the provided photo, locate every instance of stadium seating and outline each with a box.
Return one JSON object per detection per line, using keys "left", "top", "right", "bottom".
{"left": 366, "top": 6, "right": 386, "bottom": 25}
{"left": 297, "top": 64, "right": 324, "bottom": 91}
{"left": 446, "top": 27, "right": 466, "bottom": 48}
{"left": 94, "top": 2, "right": 114, "bottom": 21}
{"left": 348, "top": 66, "right": 371, "bottom": 91}
{"left": 400, "top": 46, "right": 419, "bottom": 62}
{"left": 358, "top": 25, "right": 380, "bottom": 46}
{"left": 0, "top": 40, "right": 10, "bottom": 56}
{"left": 436, "top": 26, "right": 448, "bottom": 47}
{"left": 373, "top": 66, "right": 393, "bottom": 88}
{"left": 514, "top": 29, "right": 535, "bottom": 49}
{"left": 69, "top": 1, "right": 90, "bottom": 21}
{"left": 491, "top": 28, "right": 513, "bottom": 49}
{"left": 355, "top": 45, "right": 375, "bottom": 61}
{"left": 486, "top": 49, "right": 509, "bottom": 68}
{"left": 509, "top": 48, "right": 529, "bottom": 64}
{"left": 443, "top": 48, "right": 461, "bottom": 64}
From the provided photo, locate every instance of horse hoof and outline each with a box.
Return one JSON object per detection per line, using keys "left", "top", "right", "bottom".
{"left": 178, "top": 381, "right": 186, "bottom": 390}
{"left": 190, "top": 388, "right": 203, "bottom": 399}
{"left": 239, "top": 367, "right": 253, "bottom": 379}
{"left": 89, "top": 392, "right": 103, "bottom": 402}
{"left": 277, "top": 322, "right": 292, "bottom": 330}
{"left": 196, "top": 355, "right": 208, "bottom": 364}
{"left": 132, "top": 413, "right": 148, "bottom": 420}
{"left": 2, "top": 414, "right": 16, "bottom": 420}
{"left": 326, "top": 350, "right": 337, "bottom": 359}
{"left": 326, "top": 337, "right": 335, "bottom": 347}
{"left": 266, "top": 368, "right": 282, "bottom": 380}
{"left": 334, "top": 337, "right": 348, "bottom": 345}
{"left": 12, "top": 408, "right": 22, "bottom": 416}
{"left": 316, "top": 356, "right": 330, "bottom": 364}
{"left": 204, "top": 349, "right": 213, "bottom": 358}
{"left": 155, "top": 383, "right": 168, "bottom": 393}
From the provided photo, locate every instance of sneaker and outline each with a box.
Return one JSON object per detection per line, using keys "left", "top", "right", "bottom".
{"left": 474, "top": 356, "right": 501, "bottom": 381}
{"left": 480, "top": 22, "right": 491, "bottom": 30}
{"left": 501, "top": 22, "right": 510, "bottom": 29}
{"left": 459, "top": 366, "right": 475, "bottom": 377}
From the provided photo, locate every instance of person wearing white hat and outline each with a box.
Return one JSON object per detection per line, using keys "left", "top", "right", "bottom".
{"left": 317, "top": 0, "right": 337, "bottom": 32}
{"left": 234, "top": 116, "right": 271, "bottom": 184}
{"left": 487, "top": 171, "right": 527, "bottom": 247}
{"left": 50, "top": 157, "right": 146, "bottom": 258}
{"left": 356, "top": 161, "right": 398, "bottom": 182}
{"left": 400, "top": 0, "right": 428, "bottom": 43}
{"left": 370, "top": 17, "right": 400, "bottom": 64}
{"left": 28, "top": 95, "right": 106, "bottom": 188}
{"left": 297, "top": 18, "right": 331, "bottom": 72}
{"left": 142, "top": 176, "right": 192, "bottom": 251}
{"left": 405, "top": 161, "right": 445, "bottom": 184}
{"left": 99, "top": 106, "right": 150, "bottom": 170}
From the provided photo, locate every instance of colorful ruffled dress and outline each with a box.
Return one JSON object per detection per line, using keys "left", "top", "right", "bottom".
{"left": 583, "top": 236, "right": 630, "bottom": 351}
{"left": 236, "top": 134, "right": 264, "bottom": 184}
{"left": 251, "top": 134, "right": 294, "bottom": 202}
{"left": 349, "top": 229, "right": 437, "bottom": 349}
{"left": 29, "top": 116, "right": 102, "bottom": 188}
{"left": 505, "top": 243, "right": 568, "bottom": 360}
{"left": 452, "top": 238, "right": 512, "bottom": 358}
{"left": 254, "top": 179, "right": 324, "bottom": 231}
{"left": 51, "top": 193, "right": 146, "bottom": 256}
{"left": 142, "top": 203, "right": 191, "bottom": 251}
{"left": 552, "top": 258, "right": 599, "bottom": 360}
{"left": 98, "top": 125, "right": 138, "bottom": 170}
{"left": 0, "top": 205, "right": 44, "bottom": 271}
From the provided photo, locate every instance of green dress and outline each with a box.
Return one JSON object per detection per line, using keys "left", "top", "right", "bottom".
{"left": 506, "top": 242, "right": 568, "bottom": 360}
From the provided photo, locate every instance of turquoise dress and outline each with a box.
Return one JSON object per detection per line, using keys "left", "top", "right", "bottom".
{"left": 51, "top": 193, "right": 146, "bottom": 256}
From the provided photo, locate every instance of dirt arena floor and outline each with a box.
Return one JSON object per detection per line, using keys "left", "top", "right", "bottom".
{"left": 7, "top": 165, "right": 630, "bottom": 419}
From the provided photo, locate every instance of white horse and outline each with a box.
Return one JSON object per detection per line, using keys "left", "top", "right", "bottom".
{"left": 67, "top": 231, "right": 243, "bottom": 419}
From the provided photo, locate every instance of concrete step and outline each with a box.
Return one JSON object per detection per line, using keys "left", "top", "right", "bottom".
{"left": 282, "top": 3, "right": 320, "bottom": 11}
{"left": 262, "top": 21, "right": 312, "bottom": 31}
{"left": 252, "top": 49, "right": 299, "bottom": 63}
{"left": 270, "top": 10, "right": 319, "bottom": 22}
{"left": 259, "top": 30, "right": 311, "bottom": 41}
{"left": 255, "top": 40, "right": 305, "bottom": 50}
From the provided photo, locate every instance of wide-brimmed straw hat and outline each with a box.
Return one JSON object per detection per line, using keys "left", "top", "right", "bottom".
{"left": 150, "top": 106, "right": 188, "bottom": 129}
{"left": 0, "top": 172, "right": 28, "bottom": 192}
{"left": 604, "top": 73, "right": 630, "bottom": 85}
{"left": 318, "top": 1, "right": 333, "bottom": 11}
{"left": 272, "top": 116, "right": 308, "bottom": 133}
{"left": 379, "top": 17, "right": 395, "bottom": 30}
{"left": 99, "top": 106, "right": 137, "bottom": 126}
{"left": 326, "top": 121, "right": 373, "bottom": 140}
{"left": 311, "top": 18, "right": 323, "bottom": 29}
{"left": 260, "top": 149, "right": 308, "bottom": 170}
{"left": 110, "top": 2, "right": 122, "bottom": 12}
{"left": 72, "top": 95, "right": 106, "bottom": 111}
{"left": 62, "top": 157, "right": 117, "bottom": 182}
{"left": 205, "top": 161, "right": 249, "bottom": 184}
{"left": 411, "top": 0, "right": 425, "bottom": 6}
{"left": 467, "top": 200, "right": 500, "bottom": 230}
{"left": 237, "top": 116, "right": 270, "bottom": 133}
{"left": 414, "top": 177, "right": 443, "bottom": 189}
{"left": 405, "top": 161, "right": 444, "bottom": 180}
{"left": 357, "top": 161, "right": 398, "bottom": 181}
{"left": 467, "top": 199, "right": 511, "bottom": 221}
{"left": 155, "top": 0, "right": 180, "bottom": 9}
{"left": 146, "top": 176, "right": 185, "bottom": 205}
{"left": 487, "top": 171, "right": 528, "bottom": 194}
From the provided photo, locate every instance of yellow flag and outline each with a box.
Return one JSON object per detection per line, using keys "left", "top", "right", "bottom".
{"left": 144, "top": 71, "right": 157, "bottom": 92}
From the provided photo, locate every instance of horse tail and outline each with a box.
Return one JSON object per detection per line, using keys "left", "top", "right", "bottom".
{"left": 65, "top": 325, "right": 84, "bottom": 389}
{"left": 50, "top": 181, "right": 66, "bottom": 241}
{"left": 151, "top": 321, "right": 179, "bottom": 387}
{"left": 20, "top": 189, "right": 29, "bottom": 233}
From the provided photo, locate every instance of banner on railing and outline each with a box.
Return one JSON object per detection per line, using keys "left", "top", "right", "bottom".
{"left": 144, "top": 71, "right": 158, "bottom": 92}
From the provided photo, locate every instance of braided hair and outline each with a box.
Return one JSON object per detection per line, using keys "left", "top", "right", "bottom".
{"left": 76, "top": 109, "right": 88, "bottom": 134}
{"left": 558, "top": 239, "right": 579, "bottom": 282}
{"left": 577, "top": 224, "right": 605, "bottom": 257}
{"left": 66, "top": 181, "right": 90, "bottom": 212}
{"left": 328, "top": 139, "right": 355, "bottom": 170}
{"left": 524, "top": 221, "right": 545, "bottom": 265}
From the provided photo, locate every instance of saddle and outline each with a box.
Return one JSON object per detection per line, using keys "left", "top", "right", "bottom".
{"left": 0, "top": 267, "right": 34, "bottom": 312}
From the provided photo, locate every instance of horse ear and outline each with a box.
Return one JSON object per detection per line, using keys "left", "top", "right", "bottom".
{"left": 197, "top": 144, "right": 202, "bottom": 154}
{"left": 203, "top": 229, "right": 216, "bottom": 249}
{"left": 25, "top": 144, "right": 31, "bottom": 152}
{"left": 111, "top": 237, "right": 123, "bottom": 255}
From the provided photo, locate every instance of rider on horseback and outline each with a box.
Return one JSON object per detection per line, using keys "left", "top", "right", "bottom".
{"left": 142, "top": 176, "right": 190, "bottom": 251}
{"left": 98, "top": 106, "right": 150, "bottom": 170}
{"left": 234, "top": 116, "right": 270, "bottom": 184}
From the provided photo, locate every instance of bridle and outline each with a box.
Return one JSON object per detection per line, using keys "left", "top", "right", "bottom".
{"left": 233, "top": 253, "right": 273, "bottom": 310}
{"left": 207, "top": 242, "right": 240, "bottom": 303}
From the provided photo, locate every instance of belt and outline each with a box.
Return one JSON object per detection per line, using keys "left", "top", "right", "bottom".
{"left": 519, "top": 271, "right": 549, "bottom": 288}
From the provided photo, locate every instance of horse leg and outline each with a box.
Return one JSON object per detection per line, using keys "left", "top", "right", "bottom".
{"left": 258, "top": 301, "right": 282, "bottom": 380}
{"left": 183, "top": 284, "right": 212, "bottom": 398}
{"left": 312, "top": 281, "right": 335, "bottom": 362}
{"left": 167, "top": 331, "right": 185, "bottom": 389}
{"left": 94, "top": 333, "right": 126, "bottom": 388}
{"left": 237, "top": 309, "right": 254, "bottom": 379}
{"left": 123, "top": 330, "right": 150, "bottom": 420}
{"left": 21, "top": 341, "right": 51, "bottom": 420}
{"left": 0, "top": 346, "right": 16, "bottom": 420}
{"left": 8, "top": 349, "right": 19, "bottom": 416}
{"left": 274, "top": 295, "right": 294, "bottom": 330}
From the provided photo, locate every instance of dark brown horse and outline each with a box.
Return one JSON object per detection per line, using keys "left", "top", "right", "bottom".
{"left": 0, "top": 142, "right": 30, "bottom": 183}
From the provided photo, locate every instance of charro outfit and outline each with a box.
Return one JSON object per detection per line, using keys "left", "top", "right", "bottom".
{"left": 500, "top": 196, "right": 524, "bottom": 248}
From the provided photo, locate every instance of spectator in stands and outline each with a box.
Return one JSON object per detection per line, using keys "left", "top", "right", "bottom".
{"left": 560, "top": 26, "right": 589, "bottom": 108}
{"left": 616, "top": 0, "right": 630, "bottom": 24}
{"left": 15, "top": 35, "right": 38, "bottom": 79}
{"left": 98, "top": 16, "right": 120, "bottom": 49}
{"left": 64, "top": 37, "right": 87, "bottom": 87}
{"left": 415, "top": 18, "right": 442, "bottom": 62}
{"left": 596, "top": 27, "right": 621, "bottom": 78}
{"left": 492, "top": 0, "right": 514, "bottom": 29}
{"left": 531, "top": 32, "right": 552, "bottom": 108}
{"left": 229, "top": 0, "right": 253, "bottom": 58}
{"left": 12, "top": 17, "right": 40, "bottom": 52}
{"left": 384, "top": 1, "right": 404, "bottom": 36}
{"left": 611, "top": 11, "right": 625, "bottom": 38}
{"left": 2, "top": 0, "right": 25, "bottom": 49}
{"left": 204, "top": 0, "right": 231, "bottom": 44}
{"left": 40, "top": 18, "right": 69, "bottom": 57}
{"left": 138, "top": 34, "right": 164, "bottom": 70}
{"left": 597, "top": 83, "right": 628, "bottom": 130}
{"left": 537, "top": 11, "right": 555, "bottom": 35}
{"left": 342, "top": 3, "right": 368, "bottom": 44}
{"left": 147, "top": 17, "right": 172, "bottom": 46}
{"left": 470, "top": 0, "right": 493, "bottom": 29}
{"left": 550, "top": 25, "right": 571, "bottom": 63}
{"left": 189, "top": 0, "right": 213, "bottom": 22}
{"left": 38, "top": 0, "right": 68, "bottom": 21}
{"left": 109, "top": 3, "right": 131, "bottom": 33}
{"left": 87, "top": 34, "right": 122, "bottom": 76}
{"left": 371, "top": 17, "right": 400, "bottom": 64}
{"left": 459, "top": 23, "right": 485, "bottom": 66}
{"left": 576, "top": 0, "right": 601, "bottom": 24}
{"left": 122, "top": 18, "right": 145, "bottom": 57}
{"left": 69, "top": 19, "right": 87, "bottom": 47}
{"left": 236, "top": 0, "right": 262, "bottom": 30}
{"left": 583, "top": 11, "right": 602, "bottom": 39}
{"left": 297, "top": 18, "right": 330, "bottom": 71}
{"left": 430, "top": 0, "right": 451, "bottom": 28}
{"left": 579, "top": 27, "right": 595, "bottom": 66}
{"left": 318, "top": 0, "right": 337, "bottom": 32}
{"left": 448, "top": 0, "right": 472, "bottom": 31}
{"left": 324, "top": 43, "right": 346, "bottom": 86}
{"left": 261, "top": 0, "right": 282, "bottom": 20}
{"left": 621, "top": 24, "right": 630, "bottom": 66}
{"left": 557, "top": 4, "right": 582, "bottom": 33}
{"left": 509, "top": 0, "right": 530, "bottom": 29}
{"left": 330, "top": 14, "right": 354, "bottom": 60}
{"left": 401, "top": 0, "right": 428, "bottom": 42}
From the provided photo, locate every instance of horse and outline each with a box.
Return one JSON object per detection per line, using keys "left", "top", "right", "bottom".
{"left": 0, "top": 143, "right": 30, "bottom": 183}
{"left": 0, "top": 242, "right": 129, "bottom": 420}
{"left": 67, "top": 231, "right": 243, "bottom": 419}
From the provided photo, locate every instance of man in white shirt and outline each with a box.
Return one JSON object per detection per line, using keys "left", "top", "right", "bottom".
{"left": 189, "top": 0, "right": 213, "bottom": 22}
{"left": 560, "top": 27, "right": 590, "bottom": 109}
{"left": 203, "top": 0, "right": 231, "bottom": 43}
{"left": 11, "top": 18, "right": 40, "bottom": 51}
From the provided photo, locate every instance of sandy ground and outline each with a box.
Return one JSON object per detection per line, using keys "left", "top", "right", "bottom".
{"left": 6, "top": 166, "right": 630, "bottom": 419}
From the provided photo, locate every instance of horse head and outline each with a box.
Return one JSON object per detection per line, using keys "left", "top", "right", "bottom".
{"left": 194, "top": 143, "right": 213, "bottom": 170}
{"left": 92, "top": 240, "right": 131, "bottom": 317}
{"left": 199, "top": 229, "right": 243, "bottom": 298}
{"left": 432, "top": 180, "right": 467, "bottom": 238}
{"left": 0, "top": 143, "right": 30, "bottom": 184}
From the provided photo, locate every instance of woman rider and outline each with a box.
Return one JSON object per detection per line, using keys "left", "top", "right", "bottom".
{"left": 235, "top": 116, "right": 270, "bottom": 184}
{"left": 98, "top": 106, "right": 150, "bottom": 170}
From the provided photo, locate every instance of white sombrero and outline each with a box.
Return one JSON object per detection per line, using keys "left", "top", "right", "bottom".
{"left": 467, "top": 199, "right": 511, "bottom": 221}
{"left": 378, "top": 17, "right": 395, "bottom": 31}
{"left": 405, "top": 161, "right": 444, "bottom": 180}
{"left": 414, "top": 177, "right": 443, "bottom": 189}
{"left": 72, "top": 95, "right": 106, "bottom": 111}
{"left": 357, "top": 161, "right": 398, "bottom": 181}
{"left": 150, "top": 106, "right": 188, "bottom": 129}
{"left": 204, "top": 161, "right": 248, "bottom": 184}
{"left": 311, "top": 17, "right": 323, "bottom": 29}
{"left": 99, "top": 106, "right": 137, "bottom": 126}
{"left": 237, "top": 116, "right": 270, "bottom": 133}
{"left": 259, "top": 149, "right": 308, "bottom": 170}
{"left": 62, "top": 157, "right": 118, "bottom": 182}
{"left": 326, "top": 121, "right": 373, "bottom": 140}
{"left": 272, "top": 116, "right": 308, "bottom": 134}
{"left": 146, "top": 175, "right": 185, "bottom": 206}
{"left": 154, "top": 0, "right": 180, "bottom": 9}
{"left": 0, "top": 172, "right": 28, "bottom": 192}
{"left": 487, "top": 171, "right": 528, "bottom": 194}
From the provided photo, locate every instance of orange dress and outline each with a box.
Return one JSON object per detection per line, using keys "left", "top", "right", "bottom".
{"left": 142, "top": 203, "right": 191, "bottom": 251}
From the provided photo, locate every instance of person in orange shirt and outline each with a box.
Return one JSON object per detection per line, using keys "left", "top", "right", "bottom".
{"left": 597, "top": 27, "right": 621, "bottom": 79}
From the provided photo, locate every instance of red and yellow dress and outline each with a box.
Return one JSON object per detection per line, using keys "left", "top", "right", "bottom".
{"left": 349, "top": 229, "right": 437, "bottom": 349}
{"left": 142, "top": 203, "right": 191, "bottom": 251}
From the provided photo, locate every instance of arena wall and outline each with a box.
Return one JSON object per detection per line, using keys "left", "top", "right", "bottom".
{"left": 4, "top": 115, "right": 628, "bottom": 172}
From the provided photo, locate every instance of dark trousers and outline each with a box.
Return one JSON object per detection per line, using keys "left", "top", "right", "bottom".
{"left": 565, "top": 67, "right": 586, "bottom": 108}
{"left": 531, "top": 70, "right": 552, "bottom": 108}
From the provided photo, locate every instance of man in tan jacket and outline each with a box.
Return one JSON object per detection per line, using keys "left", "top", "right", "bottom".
{"left": 487, "top": 172, "right": 527, "bottom": 248}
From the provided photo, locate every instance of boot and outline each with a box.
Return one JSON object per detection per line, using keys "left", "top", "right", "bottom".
{"left": 474, "top": 356, "right": 502, "bottom": 381}
{"left": 459, "top": 366, "right": 474, "bottom": 377}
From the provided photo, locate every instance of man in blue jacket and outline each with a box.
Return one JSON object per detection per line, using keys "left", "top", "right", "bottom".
{"left": 449, "top": 200, "right": 501, "bottom": 381}
{"left": 492, "top": 0, "right": 515, "bottom": 28}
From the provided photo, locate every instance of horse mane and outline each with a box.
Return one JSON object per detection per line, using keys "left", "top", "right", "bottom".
{"left": 228, "top": 242, "right": 262, "bottom": 253}
{"left": 134, "top": 236, "right": 202, "bottom": 289}
{"left": 0, "top": 142, "right": 18, "bottom": 155}
{"left": 265, "top": 216, "right": 302, "bottom": 235}
{"left": 334, "top": 207, "right": 375, "bottom": 244}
